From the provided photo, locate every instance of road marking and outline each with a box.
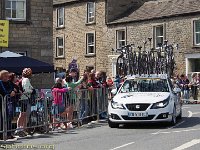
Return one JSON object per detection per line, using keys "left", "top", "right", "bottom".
{"left": 151, "top": 110, "right": 192, "bottom": 135}
{"left": 192, "top": 112, "right": 200, "bottom": 115}
{"left": 152, "top": 128, "right": 200, "bottom": 135}
{"left": 109, "top": 142, "right": 135, "bottom": 150}
{"left": 188, "top": 111, "right": 193, "bottom": 118}
{"left": 182, "top": 107, "right": 190, "bottom": 109}
{"left": 172, "top": 139, "right": 200, "bottom": 150}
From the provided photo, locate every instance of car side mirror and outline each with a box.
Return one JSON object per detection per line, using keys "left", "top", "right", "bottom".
{"left": 111, "top": 89, "right": 118, "bottom": 95}
{"left": 173, "top": 88, "right": 181, "bottom": 93}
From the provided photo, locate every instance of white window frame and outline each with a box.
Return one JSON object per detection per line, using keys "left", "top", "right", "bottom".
{"left": 56, "top": 37, "right": 65, "bottom": 58}
{"left": 57, "top": 7, "right": 65, "bottom": 28}
{"left": 5, "top": 0, "right": 26, "bottom": 21}
{"left": 86, "top": 32, "right": 95, "bottom": 55}
{"left": 194, "top": 20, "right": 200, "bottom": 46}
{"left": 86, "top": 2, "right": 95, "bottom": 24}
{"left": 116, "top": 30, "right": 126, "bottom": 49}
{"left": 153, "top": 25, "right": 164, "bottom": 48}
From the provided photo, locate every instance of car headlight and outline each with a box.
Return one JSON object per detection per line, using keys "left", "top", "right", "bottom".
{"left": 111, "top": 100, "right": 125, "bottom": 109}
{"left": 151, "top": 97, "right": 170, "bottom": 109}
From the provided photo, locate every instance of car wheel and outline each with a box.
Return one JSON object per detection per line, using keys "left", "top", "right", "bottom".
{"left": 177, "top": 109, "right": 182, "bottom": 120}
{"left": 108, "top": 119, "right": 119, "bottom": 128}
{"left": 170, "top": 106, "right": 177, "bottom": 126}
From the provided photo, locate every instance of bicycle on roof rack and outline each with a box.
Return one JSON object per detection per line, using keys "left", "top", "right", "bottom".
{"left": 113, "top": 38, "right": 177, "bottom": 77}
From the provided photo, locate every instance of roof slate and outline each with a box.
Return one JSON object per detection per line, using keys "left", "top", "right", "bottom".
{"left": 109, "top": 0, "right": 200, "bottom": 24}
{"left": 53, "top": 0, "right": 79, "bottom": 5}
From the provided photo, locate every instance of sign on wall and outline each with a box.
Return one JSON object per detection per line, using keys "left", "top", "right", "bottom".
{"left": 0, "top": 20, "right": 9, "bottom": 47}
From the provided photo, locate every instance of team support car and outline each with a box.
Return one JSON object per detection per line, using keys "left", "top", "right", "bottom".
{"left": 108, "top": 74, "right": 182, "bottom": 128}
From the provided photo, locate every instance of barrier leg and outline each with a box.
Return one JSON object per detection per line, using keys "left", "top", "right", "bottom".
{"left": 3, "top": 97, "right": 7, "bottom": 141}
{"left": 96, "top": 89, "right": 100, "bottom": 123}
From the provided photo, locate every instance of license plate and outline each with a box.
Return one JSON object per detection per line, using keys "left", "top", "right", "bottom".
{"left": 128, "top": 112, "right": 148, "bottom": 117}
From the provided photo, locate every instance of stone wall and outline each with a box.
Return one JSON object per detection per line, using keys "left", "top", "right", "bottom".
{"left": 0, "top": 0, "right": 54, "bottom": 88}
{"left": 106, "top": 14, "right": 200, "bottom": 77}
{"left": 53, "top": 0, "right": 109, "bottom": 75}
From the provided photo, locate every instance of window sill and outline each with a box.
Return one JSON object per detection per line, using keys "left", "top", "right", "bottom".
{"left": 85, "top": 54, "right": 96, "bottom": 57}
{"left": 55, "top": 56, "right": 65, "bottom": 59}
{"left": 56, "top": 26, "right": 65, "bottom": 30}
{"left": 192, "top": 45, "right": 200, "bottom": 48}
{"left": 85, "top": 22, "right": 96, "bottom": 26}
{"left": 8, "top": 20, "right": 31, "bottom": 25}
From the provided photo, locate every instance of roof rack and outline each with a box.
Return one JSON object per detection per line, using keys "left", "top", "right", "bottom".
{"left": 113, "top": 38, "right": 177, "bottom": 78}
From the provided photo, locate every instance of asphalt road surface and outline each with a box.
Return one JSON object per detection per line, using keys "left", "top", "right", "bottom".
{"left": 1, "top": 104, "right": 200, "bottom": 150}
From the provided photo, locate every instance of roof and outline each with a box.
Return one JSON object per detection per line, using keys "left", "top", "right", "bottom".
{"left": 109, "top": 0, "right": 200, "bottom": 24}
{"left": 0, "top": 51, "right": 54, "bottom": 74}
{"left": 53, "top": 0, "right": 79, "bottom": 5}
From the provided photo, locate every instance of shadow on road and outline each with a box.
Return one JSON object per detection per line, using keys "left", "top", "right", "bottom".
{"left": 117, "top": 116, "right": 200, "bottom": 130}
{"left": 174, "top": 117, "right": 200, "bottom": 129}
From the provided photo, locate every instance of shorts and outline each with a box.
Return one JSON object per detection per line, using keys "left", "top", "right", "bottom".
{"left": 51, "top": 104, "right": 65, "bottom": 115}
{"left": 19, "top": 100, "right": 31, "bottom": 113}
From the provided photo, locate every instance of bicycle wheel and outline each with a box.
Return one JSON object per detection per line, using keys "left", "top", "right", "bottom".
{"left": 133, "top": 51, "right": 138, "bottom": 75}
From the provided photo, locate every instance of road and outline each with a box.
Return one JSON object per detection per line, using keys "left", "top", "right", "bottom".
{"left": 1, "top": 104, "right": 200, "bottom": 150}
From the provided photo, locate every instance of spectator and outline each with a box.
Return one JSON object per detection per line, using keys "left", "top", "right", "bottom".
{"left": 0, "top": 70, "right": 16, "bottom": 140}
{"left": 51, "top": 82, "right": 69, "bottom": 129}
{"left": 114, "top": 75, "right": 121, "bottom": 90}
{"left": 179, "top": 74, "right": 190, "bottom": 103}
{"left": 107, "top": 76, "right": 113, "bottom": 99}
{"left": 64, "top": 75, "right": 84, "bottom": 128}
{"left": 88, "top": 73, "right": 99, "bottom": 89}
{"left": 189, "top": 73, "right": 198, "bottom": 101}
{"left": 8, "top": 73, "right": 20, "bottom": 121}
{"left": 16, "top": 68, "right": 34, "bottom": 137}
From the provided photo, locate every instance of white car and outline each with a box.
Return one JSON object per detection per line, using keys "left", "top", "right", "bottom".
{"left": 108, "top": 74, "right": 182, "bottom": 128}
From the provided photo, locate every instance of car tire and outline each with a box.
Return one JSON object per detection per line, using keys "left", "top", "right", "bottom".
{"left": 108, "top": 119, "right": 119, "bottom": 128}
{"left": 170, "top": 106, "right": 177, "bottom": 126}
{"left": 177, "top": 109, "right": 182, "bottom": 120}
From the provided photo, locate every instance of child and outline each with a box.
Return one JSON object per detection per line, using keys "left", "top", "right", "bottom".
{"left": 52, "top": 82, "right": 69, "bottom": 129}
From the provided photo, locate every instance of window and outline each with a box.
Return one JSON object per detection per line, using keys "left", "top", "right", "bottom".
{"left": 116, "top": 30, "right": 126, "bottom": 48}
{"left": 86, "top": 2, "right": 95, "bottom": 23}
{"left": 86, "top": 66, "right": 94, "bottom": 72}
{"left": 194, "top": 20, "right": 200, "bottom": 46}
{"left": 153, "top": 25, "right": 164, "bottom": 48}
{"left": 5, "top": 0, "right": 26, "bottom": 21}
{"left": 56, "top": 37, "right": 64, "bottom": 58}
{"left": 57, "top": 7, "right": 65, "bottom": 27}
{"left": 86, "top": 33, "right": 95, "bottom": 54}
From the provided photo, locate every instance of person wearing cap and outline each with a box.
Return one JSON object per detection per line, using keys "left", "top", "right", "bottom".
{"left": 15, "top": 68, "right": 34, "bottom": 137}
{"left": 0, "top": 70, "right": 16, "bottom": 140}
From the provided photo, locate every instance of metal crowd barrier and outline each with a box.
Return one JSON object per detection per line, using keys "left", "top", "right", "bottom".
{"left": 0, "top": 87, "right": 108, "bottom": 141}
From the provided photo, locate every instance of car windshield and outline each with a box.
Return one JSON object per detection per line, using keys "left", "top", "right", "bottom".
{"left": 119, "top": 78, "right": 169, "bottom": 93}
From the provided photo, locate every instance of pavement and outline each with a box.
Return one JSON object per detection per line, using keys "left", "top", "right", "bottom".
{"left": 0, "top": 104, "right": 200, "bottom": 150}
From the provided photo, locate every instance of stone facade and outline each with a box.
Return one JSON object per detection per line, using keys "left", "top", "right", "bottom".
{"left": 53, "top": 0, "right": 109, "bottom": 74}
{"left": 53, "top": 0, "right": 200, "bottom": 79}
{"left": 106, "top": 15, "right": 200, "bottom": 78}
{"left": 0, "top": 0, "right": 54, "bottom": 88}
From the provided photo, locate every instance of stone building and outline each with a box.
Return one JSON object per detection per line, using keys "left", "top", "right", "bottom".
{"left": 107, "top": 0, "right": 200, "bottom": 79}
{"left": 0, "top": 0, "right": 53, "bottom": 88}
{"left": 53, "top": 0, "right": 108, "bottom": 74}
{"left": 53, "top": 0, "right": 200, "bottom": 79}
